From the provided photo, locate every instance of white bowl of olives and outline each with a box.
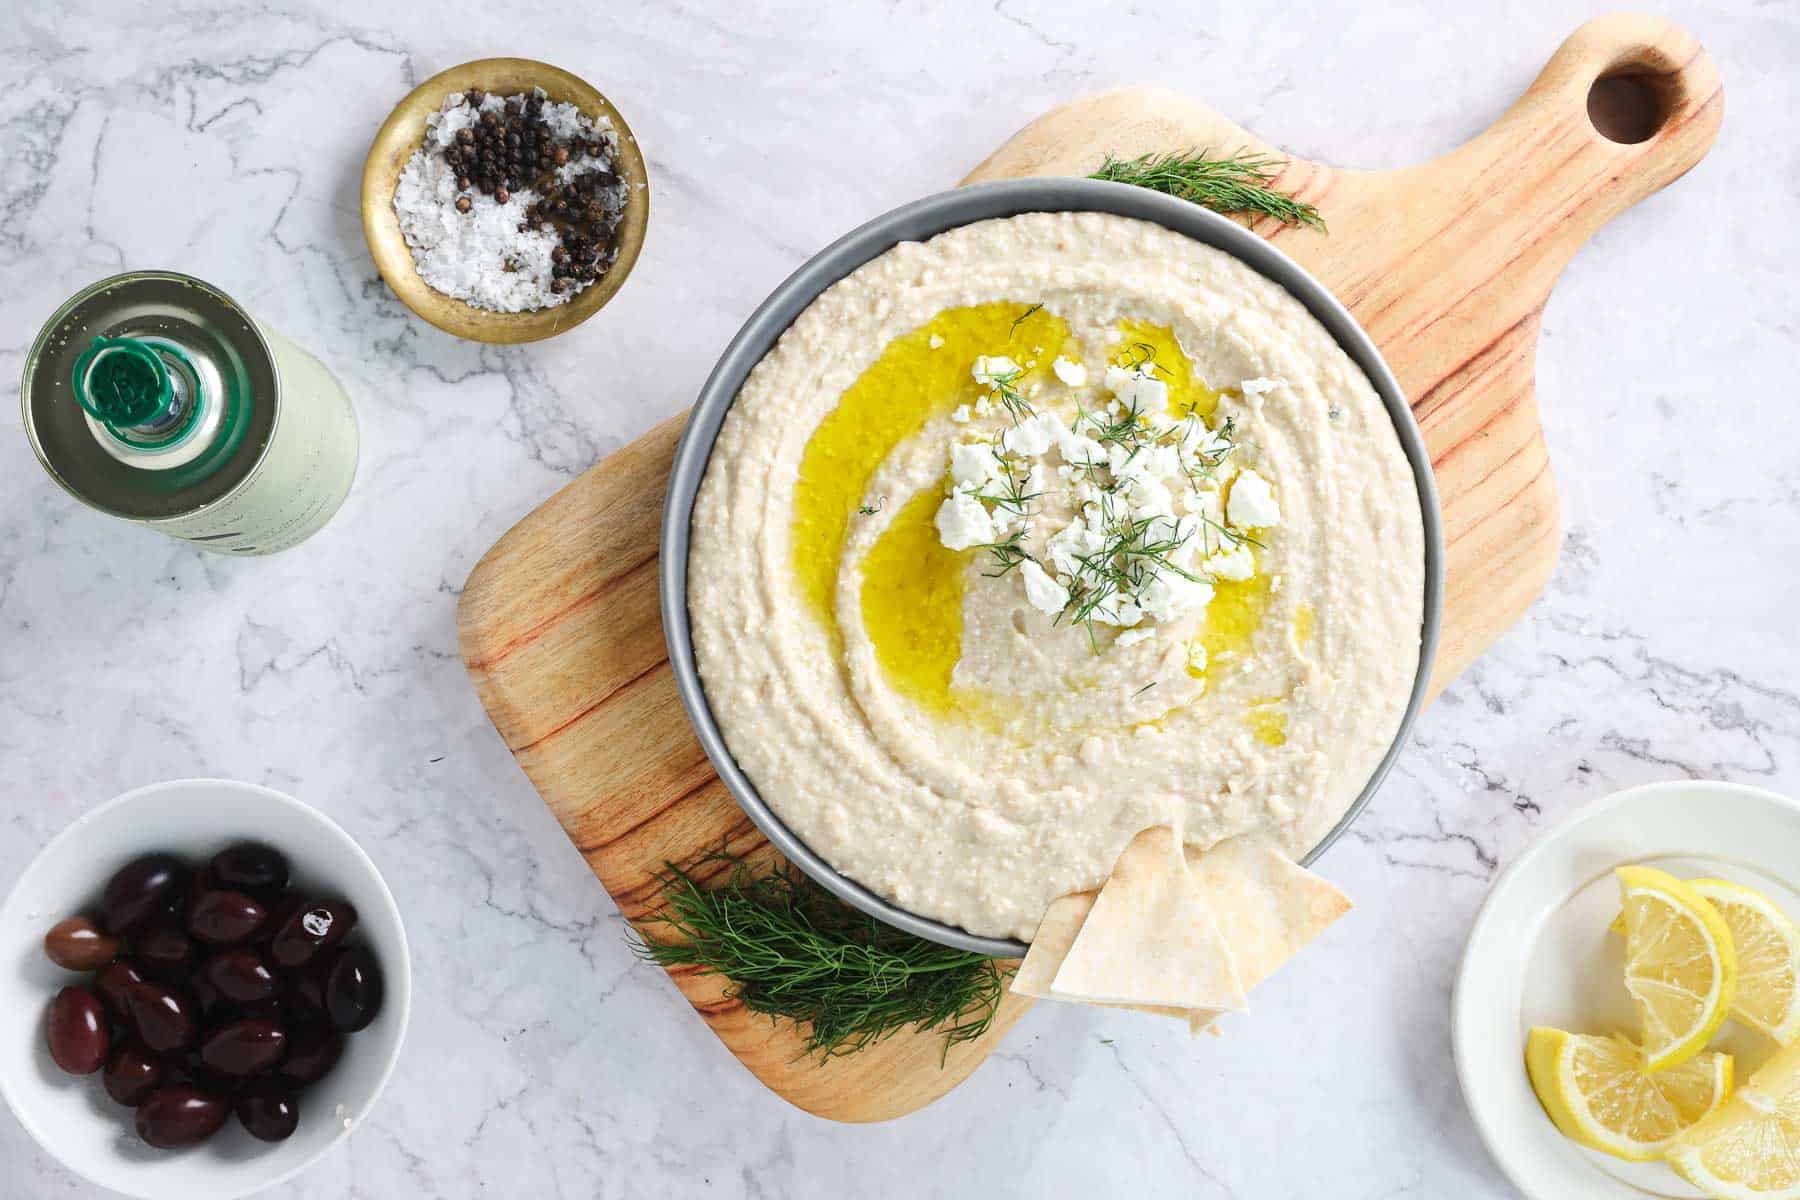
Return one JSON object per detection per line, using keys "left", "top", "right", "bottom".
{"left": 0, "top": 779, "right": 411, "bottom": 1199}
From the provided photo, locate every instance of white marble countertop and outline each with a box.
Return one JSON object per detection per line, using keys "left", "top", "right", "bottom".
{"left": 2, "top": 1, "right": 1794, "bottom": 1196}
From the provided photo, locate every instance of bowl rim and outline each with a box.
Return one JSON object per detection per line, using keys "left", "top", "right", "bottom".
{"left": 659, "top": 178, "right": 1445, "bottom": 957}
{"left": 0, "top": 777, "right": 413, "bottom": 1199}
{"left": 358, "top": 56, "right": 650, "bottom": 345}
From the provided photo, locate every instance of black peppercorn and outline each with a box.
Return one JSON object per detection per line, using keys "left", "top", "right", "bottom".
{"left": 455, "top": 196, "right": 472, "bottom": 214}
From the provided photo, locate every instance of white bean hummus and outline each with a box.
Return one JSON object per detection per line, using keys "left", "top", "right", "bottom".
{"left": 690, "top": 212, "right": 1424, "bottom": 941}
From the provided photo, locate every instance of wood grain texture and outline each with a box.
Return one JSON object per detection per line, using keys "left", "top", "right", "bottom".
{"left": 456, "top": 14, "right": 1720, "bottom": 1122}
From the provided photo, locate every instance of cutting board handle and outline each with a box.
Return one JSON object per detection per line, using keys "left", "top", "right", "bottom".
{"left": 1457, "top": 13, "right": 1722, "bottom": 272}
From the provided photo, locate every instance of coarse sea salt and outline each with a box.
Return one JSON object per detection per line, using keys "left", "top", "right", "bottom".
{"left": 393, "top": 89, "right": 627, "bottom": 313}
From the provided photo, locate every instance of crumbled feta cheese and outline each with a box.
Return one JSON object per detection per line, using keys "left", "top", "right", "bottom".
{"left": 1052, "top": 356, "right": 1088, "bottom": 388}
{"left": 1045, "top": 519, "right": 1104, "bottom": 579}
{"left": 1104, "top": 364, "right": 1170, "bottom": 412}
{"left": 1239, "top": 376, "right": 1282, "bottom": 401}
{"left": 949, "top": 441, "right": 1000, "bottom": 491}
{"left": 1186, "top": 641, "right": 1208, "bottom": 674}
{"left": 1018, "top": 560, "right": 1069, "bottom": 615}
{"left": 949, "top": 404, "right": 972, "bottom": 423}
{"left": 934, "top": 493, "right": 995, "bottom": 550}
{"left": 1204, "top": 543, "right": 1256, "bottom": 581}
{"left": 1226, "top": 468, "right": 1281, "bottom": 529}
{"left": 1139, "top": 573, "right": 1214, "bottom": 624}
{"left": 972, "top": 355, "right": 1022, "bottom": 386}
{"left": 1001, "top": 414, "right": 1057, "bottom": 458}
{"left": 928, "top": 333, "right": 945, "bottom": 349}
{"left": 1115, "top": 627, "right": 1156, "bottom": 648}
{"left": 973, "top": 397, "right": 993, "bottom": 417}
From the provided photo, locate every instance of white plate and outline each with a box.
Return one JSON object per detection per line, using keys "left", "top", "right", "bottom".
{"left": 0, "top": 779, "right": 412, "bottom": 1200}
{"left": 1454, "top": 779, "right": 1800, "bottom": 1199}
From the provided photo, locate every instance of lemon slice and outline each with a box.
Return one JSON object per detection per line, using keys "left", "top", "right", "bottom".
{"left": 1526, "top": 1027, "right": 1732, "bottom": 1160}
{"left": 1618, "top": 865, "right": 1738, "bottom": 1070}
{"left": 1688, "top": 879, "right": 1800, "bottom": 1045}
{"left": 1670, "top": 1039, "right": 1800, "bottom": 1197}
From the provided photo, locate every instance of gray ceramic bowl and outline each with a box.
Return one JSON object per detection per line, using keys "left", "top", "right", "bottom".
{"left": 660, "top": 178, "right": 1444, "bottom": 957}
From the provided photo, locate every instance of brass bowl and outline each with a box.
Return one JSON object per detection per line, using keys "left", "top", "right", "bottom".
{"left": 360, "top": 58, "right": 649, "bottom": 344}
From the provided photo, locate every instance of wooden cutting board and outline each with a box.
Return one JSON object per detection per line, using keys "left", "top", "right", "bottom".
{"left": 456, "top": 14, "right": 1720, "bottom": 1122}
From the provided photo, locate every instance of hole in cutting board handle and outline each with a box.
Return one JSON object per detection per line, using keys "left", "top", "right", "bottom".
{"left": 1587, "top": 69, "right": 1674, "bottom": 145}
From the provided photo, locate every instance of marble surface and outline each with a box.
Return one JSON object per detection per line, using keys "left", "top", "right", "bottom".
{"left": 1, "top": 1, "right": 1795, "bottom": 1196}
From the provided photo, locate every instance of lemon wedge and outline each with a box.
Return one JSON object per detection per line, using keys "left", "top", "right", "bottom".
{"left": 1526, "top": 1027, "right": 1732, "bottom": 1160}
{"left": 1617, "top": 866, "right": 1738, "bottom": 1070}
{"left": 1670, "top": 1038, "right": 1800, "bottom": 1197}
{"left": 1687, "top": 879, "right": 1800, "bottom": 1045}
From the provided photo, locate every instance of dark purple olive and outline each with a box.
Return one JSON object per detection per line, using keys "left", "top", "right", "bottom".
{"left": 101, "top": 854, "right": 189, "bottom": 935}
{"left": 286, "top": 962, "right": 328, "bottom": 1019}
{"left": 199, "top": 1018, "right": 287, "bottom": 1077}
{"left": 127, "top": 982, "right": 197, "bottom": 1055}
{"left": 135, "top": 1086, "right": 228, "bottom": 1148}
{"left": 103, "top": 1041, "right": 165, "bottom": 1106}
{"left": 253, "top": 892, "right": 303, "bottom": 947}
{"left": 133, "top": 923, "right": 196, "bottom": 978}
{"left": 323, "top": 945, "right": 383, "bottom": 1033}
{"left": 210, "top": 843, "right": 289, "bottom": 900}
{"left": 186, "top": 890, "right": 268, "bottom": 946}
{"left": 279, "top": 1026, "right": 344, "bottom": 1087}
{"left": 199, "top": 948, "right": 278, "bottom": 1004}
{"left": 235, "top": 1087, "right": 300, "bottom": 1142}
{"left": 269, "top": 898, "right": 356, "bottom": 969}
{"left": 95, "top": 960, "right": 145, "bottom": 1022}
{"left": 234, "top": 998, "right": 286, "bottom": 1027}
{"left": 43, "top": 915, "right": 120, "bottom": 971}
{"left": 47, "top": 986, "right": 109, "bottom": 1075}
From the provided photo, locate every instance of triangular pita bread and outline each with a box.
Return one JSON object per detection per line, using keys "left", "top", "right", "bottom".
{"left": 1047, "top": 827, "right": 1248, "bottom": 1011}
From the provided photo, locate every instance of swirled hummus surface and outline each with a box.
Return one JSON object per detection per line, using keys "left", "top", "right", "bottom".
{"left": 689, "top": 211, "right": 1424, "bottom": 940}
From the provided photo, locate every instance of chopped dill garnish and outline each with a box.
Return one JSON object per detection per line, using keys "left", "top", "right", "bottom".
{"left": 856, "top": 497, "right": 885, "bottom": 516}
{"left": 1009, "top": 302, "right": 1044, "bottom": 338}
{"left": 984, "top": 366, "right": 1034, "bottom": 423}
{"left": 1134, "top": 681, "right": 1158, "bottom": 697}
{"left": 976, "top": 526, "right": 1034, "bottom": 577}
{"left": 631, "top": 853, "right": 1011, "bottom": 1062}
{"left": 1089, "top": 149, "right": 1326, "bottom": 232}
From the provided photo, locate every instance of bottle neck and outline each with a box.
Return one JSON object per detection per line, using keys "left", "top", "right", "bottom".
{"left": 72, "top": 334, "right": 223, "bottom": 469}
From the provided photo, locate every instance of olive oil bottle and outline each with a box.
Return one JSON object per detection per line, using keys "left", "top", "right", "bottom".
{"left": 22, "top": 271, "right": 358, "bottom": 555}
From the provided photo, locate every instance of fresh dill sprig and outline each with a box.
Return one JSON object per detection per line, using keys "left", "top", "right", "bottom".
{"left": 856, "top": 497, "right": 885, "bottom": 516}
{"left": 1009, "top": 303, "right": 1043, "bottom": 338}
{"left": 976, "top": 526, "right": 1034, "bottom": 578}
{"left": 1089, "top": 149, "right": 1326, "bottom": 232}
{"left": 970, "top": 444, "right": 1042, "bottom": 516}
{"left": 984, "top": 367, "right": 1034, "bottom": 423}
{"left": 631, "top": 853, "right": 1012, "bottom": 1062}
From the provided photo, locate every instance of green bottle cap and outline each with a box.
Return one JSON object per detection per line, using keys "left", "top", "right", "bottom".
{"left": 71, "top": 336, "right": 174, "bottom": 429}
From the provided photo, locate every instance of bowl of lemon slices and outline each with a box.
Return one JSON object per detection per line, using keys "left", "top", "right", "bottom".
{"left": 1455, "top": 780, "right": 1800, "bottom": 1200}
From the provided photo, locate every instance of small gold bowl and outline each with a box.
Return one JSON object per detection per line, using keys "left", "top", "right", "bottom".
{"left": 360, "top": 58, "right": 649, "bottom": 344}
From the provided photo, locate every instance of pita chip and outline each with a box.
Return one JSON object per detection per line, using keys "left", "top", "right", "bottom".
{"left": 1179, "top": 837, "right": 1352, "bottom": 1033}
{"left": 1048, "top": 827, "right": 1248, "bottom": 1011}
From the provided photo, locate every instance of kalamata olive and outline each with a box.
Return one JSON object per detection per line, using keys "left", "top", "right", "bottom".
{"left": 186, "top": 890, "right": 268, "bottom": 946}
{"left": 234, "top": 998, "right": 285, "bottom": 1025}
{"left": 95, "top": 960, "right": 145, "bottom": 1022}
{"left": 127, "top": 982, "right": 197, "bottom": 1055}
{"left": 269, "top": 898, "right": 356, "bottom": 969}
{"left": 323, "top": 945, "right": 383, "bottom": 1033}
{"left": 135, "top": 1086, "right": 228, "bottom": 1148}
{"left": 286, "top": 961, "right": 328, "bottom": 1018}
{"left": 101, "top": 854, "right": 189, "bottom": 935}
{"left": 133, "top": 923, "right": 196, "bottom": 977}
{"left": 278, "top": 1026, "right": 344, "bottom": 1087}
{"left": 235, "top": 1087, "right": 300, "bottom": 1142}
{"left": 46, "top": 986, "right": 109, "bottom": 1075}
{"left": 103, "top": 1041, "right": 165, "bottom": 1106}
{"left": 199, "top": 1018, "right": 287, "bottom": 1077}
{"left": 210, "top": 843, "right": 289, "bottom": 899}
{"left": 199, "top": 947, "right": 279, "bottom": 1004}
{"left": 43, "top": 915, "right": 120, "bottom": 971}
{"left": 254, "top": 892, "right": 304, "bottom": 947}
